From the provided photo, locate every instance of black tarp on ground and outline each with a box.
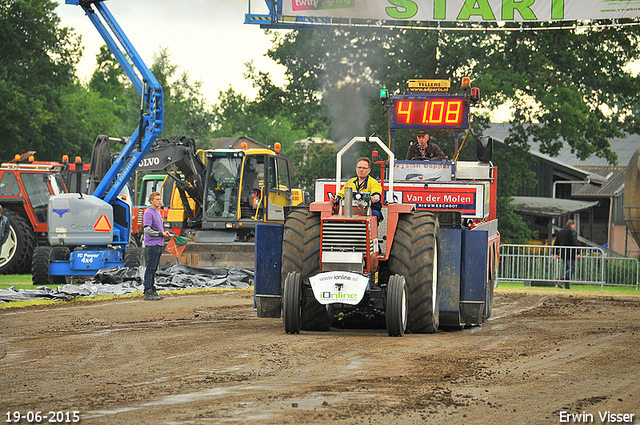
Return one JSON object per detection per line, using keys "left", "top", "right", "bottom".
{"left": 0, "top": 264, "right": 253, "bottom": 303}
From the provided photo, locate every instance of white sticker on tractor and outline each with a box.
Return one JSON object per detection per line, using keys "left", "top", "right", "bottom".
{"left": 309, "top": 271, "right": 369, "bottom": 306}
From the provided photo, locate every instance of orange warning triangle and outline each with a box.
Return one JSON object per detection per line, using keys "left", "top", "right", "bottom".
{"left": 94, "top": 215, "right": 112, "bottom": 232}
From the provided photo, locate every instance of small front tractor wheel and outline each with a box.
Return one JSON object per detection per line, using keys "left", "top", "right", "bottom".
{"left": 282, "top": 272, "right": 302, "bottom": 334}
{"left": 283, "top": 271, "right": 302, "bottom": 334}
{"left": 32, "top": 246, "right": 52, "bottom": 286}
{"left": 386, "top": 274, "right": 409, "bottom": 337}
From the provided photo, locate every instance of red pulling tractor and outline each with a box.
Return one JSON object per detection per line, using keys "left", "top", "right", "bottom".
{"left": 269, "top": 79, "right": 500, "bottom": 336}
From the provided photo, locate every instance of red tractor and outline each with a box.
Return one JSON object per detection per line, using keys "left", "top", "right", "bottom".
{"left": 281, "top": 135, "right": 499, "bottom": 336}
{"left": 281, "top": 137, "right": 440, "bottom": 336}
{"left": 252, "top": 78, "right": 499, "bottom": 335}
{"left": 0, "top": 154, "right": 67, "bottom": 274}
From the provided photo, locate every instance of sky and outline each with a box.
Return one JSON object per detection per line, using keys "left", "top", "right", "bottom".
{"left": 55, "top": 0, "right": 287, "bottom": 104}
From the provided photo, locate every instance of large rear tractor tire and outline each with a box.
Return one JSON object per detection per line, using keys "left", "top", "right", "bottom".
{"left": 0, "top": 210, "right": 36, "bottom": 275}
{"left": 283, "top": 271, "right": 302, "bottom": 334}
{"left": 32, "top": 246, "right": 52, "bottom": 286}
{"left": 386, "top": 274, "right": 409, "bottom": 337}
{"left": 281, "top": 208, "right": 331, "bottom": 331}
{"left": 389, "top": 211, "right": 440, "bottom": 334}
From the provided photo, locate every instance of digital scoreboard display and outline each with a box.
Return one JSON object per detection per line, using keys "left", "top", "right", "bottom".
{"left": 391, "top": 95, "right": 469, "bottom": 129}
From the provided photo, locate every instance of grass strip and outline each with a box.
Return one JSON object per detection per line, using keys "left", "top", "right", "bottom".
{"left": 495, "top": 280, "right": 639, "bottom": 296}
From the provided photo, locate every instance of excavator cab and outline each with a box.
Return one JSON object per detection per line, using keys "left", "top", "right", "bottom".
{"left": 203, "top": 152, "right": 243, "bottom": 219}
{"left": 201, "top": 151, "right": 278, "bottom": 222}
{"left": 188, "top": 148, "right": 303, "bottom": 245}
{"left": 201, "top": 149, "right": 300, "bottom": 226}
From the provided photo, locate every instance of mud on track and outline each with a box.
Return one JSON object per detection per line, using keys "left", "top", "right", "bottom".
{"left": 1, "top": 289, "right": 639, "bottom": 425}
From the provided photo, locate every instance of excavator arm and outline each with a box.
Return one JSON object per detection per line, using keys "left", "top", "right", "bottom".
{"left": 137, "top": 136, "right": 206, "bottom": 221}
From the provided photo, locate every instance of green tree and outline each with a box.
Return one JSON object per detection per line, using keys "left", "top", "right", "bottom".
{"left": 210, "top": 85, "right": 306, "bottom": 152}
{"left": 151, "top": 48, "right": 215, "bottom": 142}
{"left": 55, "top": 86, "right": 121, "bottom": 159}
{"left": 0, "top": 0, "right": 85, "bottom": 160}
{"left": 264, "top": 28, "right": 391, "bottom": 144}
{"left": 471, "top": 27, "right": 640, "bottom": 165}
{"left": 89, "top": 46, "right": 217, "bottom": 145}
{"left": 88, "top": 45, "right": 126, "bottom": 103}
{"left": 260, "top": 30, "right": 332, "bottom": 138}
{"left": 211, "top": 87, "right": 257, "bottom": 137}
{"left": 288, "top": 140, "right": 337, "bottom": 196}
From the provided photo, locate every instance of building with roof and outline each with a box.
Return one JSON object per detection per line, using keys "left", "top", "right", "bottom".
{"left": 486, "top": 124, "right": 639, "bottom": 256}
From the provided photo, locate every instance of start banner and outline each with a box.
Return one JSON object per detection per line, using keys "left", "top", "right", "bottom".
{"left": 285, "top": 0, "right": 640, "bottom": 22}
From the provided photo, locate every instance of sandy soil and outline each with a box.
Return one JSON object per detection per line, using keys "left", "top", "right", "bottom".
{"left": 1, "top": 288, "right": 639, "bottom": 425}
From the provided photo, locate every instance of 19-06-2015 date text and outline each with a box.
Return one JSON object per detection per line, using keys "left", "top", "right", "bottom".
{"left": 6, "top": 411, "right": 80, "bottom": 423}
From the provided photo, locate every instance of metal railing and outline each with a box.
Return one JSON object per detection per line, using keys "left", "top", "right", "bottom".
{"left": 497, "top": 244, "right": 639, "bottom": 291}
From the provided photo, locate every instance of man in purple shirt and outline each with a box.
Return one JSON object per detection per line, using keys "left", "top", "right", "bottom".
{"left": 143, "top": 191, "right": 170, "bottom": 301}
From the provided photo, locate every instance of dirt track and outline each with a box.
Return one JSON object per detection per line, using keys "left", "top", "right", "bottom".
{"left": 1, "top": 289, "right": 639, "bottom": 425}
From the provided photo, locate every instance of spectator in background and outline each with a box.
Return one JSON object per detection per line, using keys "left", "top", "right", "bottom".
{"left": 554, "top": 219, "right": 580, "bottom": 289}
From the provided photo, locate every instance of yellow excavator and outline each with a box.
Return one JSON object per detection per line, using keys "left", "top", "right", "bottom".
{"left": 137, "top": 136, "right": 304, "bottom": 268}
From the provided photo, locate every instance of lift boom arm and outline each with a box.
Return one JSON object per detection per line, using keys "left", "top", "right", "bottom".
{"left": 66, "top": 0, "right": 164, "bottom": 204}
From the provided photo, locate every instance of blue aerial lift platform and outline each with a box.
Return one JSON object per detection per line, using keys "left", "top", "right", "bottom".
{"left": 32, "top": 0, "right": 164, "bottom": 283}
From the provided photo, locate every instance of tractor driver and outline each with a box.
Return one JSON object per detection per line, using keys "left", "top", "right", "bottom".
{"left": 406, "top": 130, "right": 446, "bottom": 161}
{"left": 330, "top": 157, "right": 383, "bottom": 223}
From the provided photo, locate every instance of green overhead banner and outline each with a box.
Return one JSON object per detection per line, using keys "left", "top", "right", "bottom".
{"left": 284, "top": 0, "right": 640, "bottom": 22}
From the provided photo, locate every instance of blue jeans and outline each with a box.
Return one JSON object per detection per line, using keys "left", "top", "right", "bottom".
{"left": 563, "top": 258, "right": 576, "bottom": 280}
{"left": 371, "top": 202, "right": 382, "bottom": 223}
{"left": 372, "top": 208, "right": 382, "bottom": 223}
{"left": 144, "top": 245, "right": 163, "bottom": 292}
